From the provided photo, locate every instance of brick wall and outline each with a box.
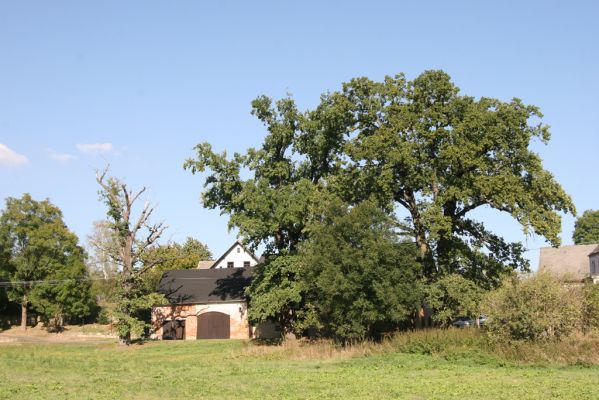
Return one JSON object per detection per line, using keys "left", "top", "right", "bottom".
{"left": 152, "top": 302, "right": 250, "bottom": 340}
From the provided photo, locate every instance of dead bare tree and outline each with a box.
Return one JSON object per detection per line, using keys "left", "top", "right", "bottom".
{"left": 96, "top": 166, "right": 167, "bottom": 345}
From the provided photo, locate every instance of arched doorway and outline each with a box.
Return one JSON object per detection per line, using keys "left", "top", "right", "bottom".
{"left": 197, "top": 312, "right": 230, "bottom": 339}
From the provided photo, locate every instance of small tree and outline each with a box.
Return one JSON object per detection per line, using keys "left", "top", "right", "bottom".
{"left": 425, "top": 274, "right": 485, "bottom": 327}
{"left": 96, "top": 168, "right": 166, "bottom": 344}
{"left": 573, "top": 209, "right": 599, "bottom": 245}
{"left": 246, "top": 254, "right": 305, "bottom": 337}
{"left": 300, "top": 199, "right": 422, "bottom": 342}
{"left": 483, "top": 273, "right": 583, "bottom": 342}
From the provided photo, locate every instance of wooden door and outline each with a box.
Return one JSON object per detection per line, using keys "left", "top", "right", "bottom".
{"left": 197, "top": 312, "right": 230, "bottom": 339}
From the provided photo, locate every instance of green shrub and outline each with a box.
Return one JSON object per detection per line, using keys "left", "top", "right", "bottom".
{"left": 483, "top": 272, "right": 583, "bottom": 342}
{"left": 299, "top": 199, "right": 423, "bottom": 343}
{"left": 582, "top": 284, "right": 599, "bottom": 330}
{"left": 96, "top": 308, "right": 112, "bottom": 325}
{"left": 425, "top": 274, "right": 485, "bottom": 327}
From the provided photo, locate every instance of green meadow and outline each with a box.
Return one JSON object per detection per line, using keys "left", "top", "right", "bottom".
{"left": 1, "top": 335, "right": 598, "bottom": 400}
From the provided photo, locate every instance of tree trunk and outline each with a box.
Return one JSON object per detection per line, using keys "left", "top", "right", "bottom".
{"left": 404, "top": 191, "right": 435, "bottom": 277}
{"left": 119, "top": 331, "right": 131, "bottom": 346}
{"left": 20, "top": 300, "right": 27, "bottom": 331}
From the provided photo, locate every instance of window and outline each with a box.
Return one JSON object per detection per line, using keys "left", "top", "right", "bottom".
{"left": 592, "top": 260, "right": 596, "bottom": 275}
{"left": 227, "top": 261, "right": 234, "bottom": 268}
{"left": 237, "top": 247, "right": 240, "bottom": 253}
{"left": 244, "top": 261, "right": 250, "bottom": 268}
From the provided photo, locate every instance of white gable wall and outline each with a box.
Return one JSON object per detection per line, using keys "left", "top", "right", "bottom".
{"left": 213, "top": 243, "right": 258, "bottom": 269}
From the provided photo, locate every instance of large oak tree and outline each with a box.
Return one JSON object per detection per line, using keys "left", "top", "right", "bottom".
{"left": 185, "top": 70, "right": 574, "bottom": 286}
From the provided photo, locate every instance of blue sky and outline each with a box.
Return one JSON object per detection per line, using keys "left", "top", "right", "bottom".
{"left": 0, "top": 1, "right": 597, "bottom": 266}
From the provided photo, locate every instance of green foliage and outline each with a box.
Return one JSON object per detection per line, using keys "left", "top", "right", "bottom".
{"left": 0, "top": 194, "right": 96, "bottom": 329}
{"left": 246, "top": 254, "right": 304, "bottom": 335}
{"left": 181, "top": 237, "right": 213, "bottom": 263}
{"left": 573, "top": 209, "right": 599, "bottom": 245}
{"left": 186, "top": 70, "right": 575, "bottom": 342}
{"left": 337, "top": 71, "right": 574, "bottom": 281}
{"left": 0, "top": 236, "right": 11, "bottom": 313}
{"left": 583, "top": 284, "right": 599, "bottom": 330}
{"left": 185, "top": 70, "right": 574, "bottom": 287}
{"left": 111, "top": 286, "right": 164, "bottom": 339}
{"left": 141, "top": 237, "right": 212, "bottom": 293}
{"left": 483, "top": 273, "right": 583, "bottom": 342}
{"left": 425, "top": 274, "right": 485, "bottom": 326}
{"left": 29, "top": 257, "right": 97, "bottom": 330}
{"left": 299, "top": 199, "right": 423, "bottom": 342}
{"left": 184, "top": 145, "right": 319, "bottom": 255}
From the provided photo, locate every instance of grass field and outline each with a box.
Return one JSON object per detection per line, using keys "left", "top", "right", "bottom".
{"left": 1, "top": 336, "right": 599, "bottom": 400}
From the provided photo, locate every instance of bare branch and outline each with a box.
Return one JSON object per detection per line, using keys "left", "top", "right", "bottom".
{"left": 132, "top": 202, "right": 152, "bottom": 236}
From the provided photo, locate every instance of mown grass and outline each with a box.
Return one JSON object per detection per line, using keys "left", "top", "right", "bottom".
{"left": 1, "top": 330, "right": 598, "bottom": 399}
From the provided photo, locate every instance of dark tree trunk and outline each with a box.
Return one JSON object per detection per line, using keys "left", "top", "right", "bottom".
{"left": 403, "top": 190, "right": 436, "bottom": 278}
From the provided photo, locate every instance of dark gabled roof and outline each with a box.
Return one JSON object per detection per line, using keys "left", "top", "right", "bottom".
{"left": 210, "top": 240, "right": 260, "bottom": 269}
{"left": 156, "top": 267, "right": 253, "bottom": 305}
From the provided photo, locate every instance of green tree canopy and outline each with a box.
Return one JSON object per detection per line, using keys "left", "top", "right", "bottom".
{"left": 141, "top": 237, "right": 212, "bottom": 292}
{"left": 0, "top": 194, "right": 95, "bottom": 330}
{"left": 299, "top": 198, "right": 423, "bottom": 342}
{"left": 0, "top": 231, "right": 13, "bottom": 314}
{"left": 246, "top": 254, "right": 304, "bottom": 336}
{"left": 247, "top": 198, "right": 422, "bottom": 342}
{"left": 573, "top": 209, "right": 599, "bottom": 245}
{"left": 336, "top": 71, "right": 575, "bottom": 282}
{"left": 185, "top": 70, "right": 574, "bottom": 286}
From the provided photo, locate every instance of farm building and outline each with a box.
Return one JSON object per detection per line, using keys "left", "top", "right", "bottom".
{"left": 151, "top": 241, "right": 277, "bottom": 340}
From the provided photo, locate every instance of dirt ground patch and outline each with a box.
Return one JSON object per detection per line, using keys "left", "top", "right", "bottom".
{"left": 0, "top": 324, "right": 117, "bottom": 344}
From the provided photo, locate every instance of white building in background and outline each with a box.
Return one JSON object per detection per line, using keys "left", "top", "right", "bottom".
{"left": 197, "top": 240, "right": 261, "bottom": 270}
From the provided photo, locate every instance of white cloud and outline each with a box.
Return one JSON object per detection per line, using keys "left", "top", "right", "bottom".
{"left": 0, "top": 143, "right": 29, "bottom": 168}
{"left": 76, "top": 143, "right": 114, "bottom": 155}
{"left": 45, "top": 148, "right": 77, "bottom": 163}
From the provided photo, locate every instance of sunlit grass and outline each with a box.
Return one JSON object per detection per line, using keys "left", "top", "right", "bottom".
{"left": 1, "top": 330, "right": 598, "bottom": 399}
